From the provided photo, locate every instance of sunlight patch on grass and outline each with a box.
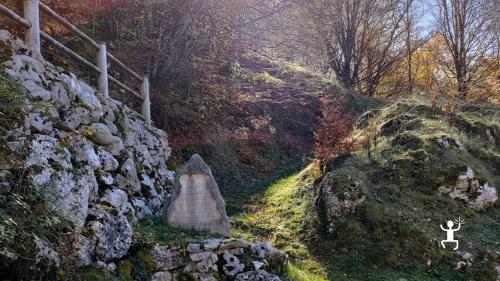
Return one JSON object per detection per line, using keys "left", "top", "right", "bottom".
{"left": 232, "top": 164, "right": 328, "bottom": 281}
{"left": 285, "top": 263, "right": 328, "bottom": 281}
{"left": 252, "top": 71, "right": 284, "bottom": 86}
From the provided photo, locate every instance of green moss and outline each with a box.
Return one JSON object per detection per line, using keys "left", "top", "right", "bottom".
{"left": 136, "top": 250, "right": 156, "bottom": 271}
{"left": 117, "top": 260, "right": 133, "bottom": 281}
{"left": 391, "top": 133, "right": 423, "bottom": 150}
{"left": 0, "top": 74, "right": 25, "bottom": 128}
{"left": 0, "top": 40, "right": 12, "bottom": 64}
{"left": 69, "top": 265, "right": 122, "bottom": 281}
{"left": 115, "top": 111, "right": 129, "bottom": 136}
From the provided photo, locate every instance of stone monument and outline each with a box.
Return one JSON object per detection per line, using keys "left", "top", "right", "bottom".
{"left": 165, "top": 154, "right": 231, "bottom": 236}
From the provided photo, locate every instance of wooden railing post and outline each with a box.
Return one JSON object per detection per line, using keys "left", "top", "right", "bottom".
{"left": 23, "top": 0, "right": 41, "bottom": 54}
{"left": 141, "top": 77, "right": 151, "bottom": 125}
{"left": 97, "top": 42, "right": 109, "bottom": 97}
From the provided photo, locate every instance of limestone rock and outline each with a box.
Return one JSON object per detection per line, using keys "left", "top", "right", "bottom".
{"left": 98, "top": 172, "right": 114, "bottom": 186}
{"left": 191, "top": 273, "right": 217, "bottom": 281}
{"left": 446, "top": 167, "right": 497, "bottom": 210}
{"left": 318, "top": 170, "right": 366, "bottom": 233}
{"left": 187, "top": 243, "right": 203, "bottom": 253}
{"left": 34, "top": 236, "right": 60, "bottom": 267}
{"left": 27, "top": 135, "right": 72, "bottom": 169}
{"left": 431, "top": 135, "right": 465, "bottom": 151}
{"left": 194, "top": 254, "right": 218, "bottom": 273}
{"left": 73, "top": 234, "right": 95, "bottom": 266}
{"left": 165, "top": 154, "right": 231, "bottom": 236}
{"left": 101, "top": 188, "right": 129, "bottom": 213}
{"left": 252, "top": 261, "right": 264, "bottom": 270}
{"left": 43, "top": 167, "right": 98, "bottom": 228}
{"left": 151, "top": 271, "right": 172, "bottom": 281}
{"left": 222, "top": 253, "right": 244, "bottom": 276}
{"left": 117, "top": 158, "right": 141, "bottom": 192}
{"left": 150, "top": 245, "right": 187, "bottom": 271}
{"left": 27, "top": 112, "right": 53, "bottom": 133}
{"left": 96, "top": 261, "right": 117, "bottom": 272}
{"left": 89, "top": 207, "right": 133, "bottom": 261}
{"left": 0, "top": 30, "right": 174, "bottom": 269}
{"left": 22, "top": 80, "right": 52, "bottom": 101}
{"left": 235, "top": 270, "right": 282, "bottom": 281}
{"left": 251, "top": 242, "right": 272, "bottom": 259}
{"left": 74, "top": 80, "right": 101, "bottom": 112}
{"left": 189, "top": 252, "right": 212, "bottom": 262}
{"left": 106, "top": 136, "right": 124, "bottom": 156}
{"left": 83, "top": 123, "right": 114, "bottom": 146}
{"left": 98, "top": 147, "right": 119, "bottom": 172}
{"left": 132, "top": 198, "right": 153, "bottom": 220}
{"left": 102, "top": 105, "right": 116, "bottom": 123}
{"left": 4, "top": 54, "right": 44, "bottom": 83}
{"left": 264, "top": 249, "right": 288, "bottom": 273}
{"left": 60, "top": 107, "right": 90, "bottom": 131}
{"left": 72, "top": 138, "right": 101, "bottom": 170}
{"left": 49, "top": 81, "right": 71, "bottom": 110}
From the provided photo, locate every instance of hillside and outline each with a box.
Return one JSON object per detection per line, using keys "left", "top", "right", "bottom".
{"left": 188, "top": 52, "right": 379, "bottom": 214}
{"left": 1, "top": 0, "right": 499, "bottom": 280}
{"left": 233, "top": 94, "right": 500, "bottom": 281}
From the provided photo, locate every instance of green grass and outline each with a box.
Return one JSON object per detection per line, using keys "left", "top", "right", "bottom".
{"left": 233, "top": 94, "right": 499, "bottom": 281}
{"left": 232, "top": 165, "right": 329, "bottom": 281}
{"left": 252, "top": 71, "right": 285, "bottom": 86}
{"left": 133, "top": 216, "right": 221, "bottom": 247}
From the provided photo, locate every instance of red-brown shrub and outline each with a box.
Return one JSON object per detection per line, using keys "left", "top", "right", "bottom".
{"left": 314, "top": 97, "right": 355, "bottom": 166}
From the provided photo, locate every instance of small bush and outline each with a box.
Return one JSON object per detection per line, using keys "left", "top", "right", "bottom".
{"left": 314, "top": 97, "right": 355, "bottom": 166}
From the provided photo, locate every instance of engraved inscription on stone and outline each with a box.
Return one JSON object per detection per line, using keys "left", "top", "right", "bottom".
{"left": 165, "top": 154, "right": 230, "bottom": 236}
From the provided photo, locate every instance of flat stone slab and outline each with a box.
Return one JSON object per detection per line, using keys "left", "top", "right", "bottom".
{"left": 165, "top": 154, "right": 231, "bottom": 236}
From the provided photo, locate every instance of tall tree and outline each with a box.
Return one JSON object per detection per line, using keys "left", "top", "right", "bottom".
{"left": 302, "top": 0, "right": 410, "bottom": 96}
{"left": 434, "top": 0, "right": 497, "bottom": 99}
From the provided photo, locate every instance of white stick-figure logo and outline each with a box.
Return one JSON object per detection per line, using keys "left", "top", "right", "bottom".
{"left": 440, "top": 217, "right": 464, "bottom": 250}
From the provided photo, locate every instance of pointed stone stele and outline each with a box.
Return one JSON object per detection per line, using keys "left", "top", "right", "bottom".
{"left": 164, "top": 154, "right": 231, "bottom": 236}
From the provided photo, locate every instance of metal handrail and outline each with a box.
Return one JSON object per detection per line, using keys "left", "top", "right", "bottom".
{"left": 0, "top": 0, "right": 151, "bottom": 124}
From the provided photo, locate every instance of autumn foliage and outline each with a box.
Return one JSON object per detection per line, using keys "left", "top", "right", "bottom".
{"left": 314, "top": 98, "right": 355, "bottom": 166}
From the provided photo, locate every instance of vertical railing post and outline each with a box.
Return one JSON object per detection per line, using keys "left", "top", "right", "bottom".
{"left": 97, "top": 42, "right": 109, "bottom": 98}
{"left": 23, "top": 0, "right": 41, "bottom": 54}
{"left": 141, "top": 77, "right": 151, "bottom": 125}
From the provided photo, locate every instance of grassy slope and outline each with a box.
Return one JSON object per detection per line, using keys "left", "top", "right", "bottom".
{"left": 233, "top": 94, "right": 500, "bottom": 281}
{"left": 317, "top": 95, "right": 500, "bottom": 281}
{"left": 232, "top": 165, "right": 328, "bottom": 281}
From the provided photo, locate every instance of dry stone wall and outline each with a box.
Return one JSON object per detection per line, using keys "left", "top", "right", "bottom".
{"left": 150, "top": 239, "right": 287, "bottom": 281}
{"left": 0, "top": 30, "right": 173, "bottom": 265}
{"left": 0, "top": 30, "right": 289, "bottom": 281}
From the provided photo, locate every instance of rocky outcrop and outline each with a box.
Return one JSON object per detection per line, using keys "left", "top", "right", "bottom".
{"left": 149, "top": 239, "right": 287, "bottom": 281}
{"left": 165, "top": 154, "right": 231, "bottom": 236}
{"left": 439, "top": 167, "right": 497, "bottom": 210}
{"left": 318, "top": 168, "right": 366, "bottom": 234}
{"left": 0, "top": 30, "right": 172, "bottom": 266}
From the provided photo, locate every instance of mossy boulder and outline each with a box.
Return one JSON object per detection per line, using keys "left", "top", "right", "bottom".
{"left": 318, "top": 166, "right": 367, "bottom": 234}
{"left": 391, "top": 133, "right": 423, "bottom": 150}
{"left": 380, "top": 114, "right": 422, "bottom": 136}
